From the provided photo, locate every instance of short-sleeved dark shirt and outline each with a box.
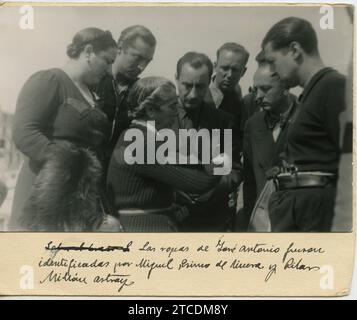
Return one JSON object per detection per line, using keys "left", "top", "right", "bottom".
{"left": 284, "top": 67, "right": 346, "bottom": 173}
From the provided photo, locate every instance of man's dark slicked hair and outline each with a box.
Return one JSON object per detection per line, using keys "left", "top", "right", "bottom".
{"left": 262, "top": 17, "right": 318, "bottom": 54}
{"left": 176, "top": 52, "right": 213, "bottom": 79}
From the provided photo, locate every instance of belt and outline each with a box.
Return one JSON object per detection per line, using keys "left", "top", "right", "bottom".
{"left": 118, "top": 206, "right": 174, "bottom": 216}
{"left": 274, "top": 172, "right": 337, "bottom": 190}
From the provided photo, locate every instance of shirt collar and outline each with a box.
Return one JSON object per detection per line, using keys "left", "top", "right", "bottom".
{"left": 114, "top": 72, "right": 138, "bottom": 91}
{"left": 265, "top": 99, "right": 296, "bottom": 130}
{"left": 209, "top": 82, "right": 224, "bottom": 108}
{"left": 116, "top": 83, "right": 129, "bottom": 94}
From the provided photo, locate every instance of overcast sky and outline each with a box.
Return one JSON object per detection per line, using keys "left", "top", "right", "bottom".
{"left": 0, "top": 4, "right": 352, "bottom": 113}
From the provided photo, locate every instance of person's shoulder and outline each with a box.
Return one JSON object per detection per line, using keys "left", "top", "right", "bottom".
{"left": 111, "top": 128, "right": 133, "bottom": 162}
{"left": 203, "top": 101, "right": 228, "bottom": 117}
{"left": 131, "top": 76, "right": 140, "bottom": 86}
{"left": 95, "top": 74, "right": 114, "bottom": 95}
{"left": 218, "top": 108, "right": 234, "bottom": 122}
{"left": 205, "top": 104, "right": 234, "bottom": 124}
{"left": 112, "top": 124, "right": 147, "bottom": 163}
{"left": 204, "top": 84, "right": 215, "bottom": 105}
{"left": 202, "top": 98, "right": 216, "bottom": 110}
{"left": 99, "top": 74, "right": 114, "bottom": 86}
{"left": 235, "top": 84, "right": 243, "bottom": 100}
{"left": 28, "top": 68, "right": 63, "bottom": 83}
{"left": 318, "top": 70, "right": 346, "bottom": 104}
{"left": 243, "top": 92, "right": 258, "bottom": 111}
{"left": 230, "top": 88, "right": 244, "bottom": 104}
{"left": 327, "top": 68, "right": 346, "bottom": 80}
{"left": 125, "top": 76, "right": 140, "bottom": 92}
{"left": 21, "top": 69, "right": 63, "bottom": 93}
{"left": 118, "top": 123, "right": 146, "bottom": 144}
{"left": 322, "top": 68, "right": 346, "bottom": 88}
{"left": 245, "top": 110, "right": 264, "bottom": 129}
{"left": 243, "top": 92, "right": 255, "bottom": 104}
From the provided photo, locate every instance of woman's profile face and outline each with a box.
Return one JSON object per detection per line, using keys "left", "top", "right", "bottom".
{"left": 85, "top": 46, "right": 117, "bottom": 85}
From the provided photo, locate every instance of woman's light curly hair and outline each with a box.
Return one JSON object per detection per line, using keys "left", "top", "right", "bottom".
{"left": 128, "top": 77, "right": 177, "bottom": 120}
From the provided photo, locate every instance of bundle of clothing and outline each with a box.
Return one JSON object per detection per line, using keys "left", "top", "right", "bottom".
{"left": 20, "top": 141, "right": 105, "bottom": 231}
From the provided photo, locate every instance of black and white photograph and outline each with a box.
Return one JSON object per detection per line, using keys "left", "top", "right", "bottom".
{"left": 0, "top": 3, "right": 353, "bottom": 233}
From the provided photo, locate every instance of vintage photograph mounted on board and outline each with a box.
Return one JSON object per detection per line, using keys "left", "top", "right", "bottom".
{"left": 0, "top": 2, "right": 354, "bottom": 297}
{"left": 0, "top": 3, "right": 353, "bottom": 233}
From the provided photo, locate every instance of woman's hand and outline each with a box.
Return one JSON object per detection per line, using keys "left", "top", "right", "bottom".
{"left": 212, "top": 152, "right": 232, "bottom": 168}
{"left": 97, "top": 214, "right": 124, "bottom": 232}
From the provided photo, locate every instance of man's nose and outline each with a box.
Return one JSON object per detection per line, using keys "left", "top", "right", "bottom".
{"left": 137, "top": 60, "right": 148, "bottom": 72}
{"left": 255, "top": 89, "right": 264, "bottom": 104}
{"left": 226, "top": 69, "right": 232, "bottom": 78}
{"left": 187, "top": 87, "right": 198, "bottom": 99}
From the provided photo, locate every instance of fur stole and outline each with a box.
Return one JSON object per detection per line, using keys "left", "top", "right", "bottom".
{"left": 20, "top": 141, "right": 104, "bottom": 231}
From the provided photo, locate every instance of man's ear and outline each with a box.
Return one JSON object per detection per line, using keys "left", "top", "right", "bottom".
{"left": 289, "top": 41, "right": 303, "bottom": 60}
{"left": 145, "top": 104, "right": 156, "bottom": 119}
{"left": 83, "top": 44, "right": 94, "bottom": 58}
{"left": 241, "top": 66, "right": 247, "bottom": 78}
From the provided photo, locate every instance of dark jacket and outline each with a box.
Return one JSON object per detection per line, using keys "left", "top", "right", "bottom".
{"left": 205, "top": 87, "right": 244, "bottom": 158}
{"left": 10, "top": 68, "right": 110, "bottom": 231}
{"left": 96, "top": 74, "right": 136, "bottom": 170}
{"left": 175, "top": 100, "right": 233, "bottom": 130}
{"left": 242, "top": 92, "right": 260, "bottom": 129}
{"left": 172, "top": 101, "right": 235, "bottom": 157}
{"left": 242, "top": 99, "right": 297, "bottom": 229}
{"left": 171, "top": 102, "right": 237, "bottom": 231}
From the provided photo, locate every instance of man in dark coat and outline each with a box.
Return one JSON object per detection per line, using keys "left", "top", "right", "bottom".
{"left": 262, "top": 17, "right": 346, "bottom": 231}
{"left": 96, "top": 25, "right": 156, "bottom": 170}
{"left": 239, "top": 63, "right": 296, "bottom": 231}
{"left": 172, "top": 52, "right": 237, "bottom": 231}
{"left": 205, "top": 42, "right": 249, "bottom": 155}
{"left": 241, "top": 50, "right": 271, "bottom": 126}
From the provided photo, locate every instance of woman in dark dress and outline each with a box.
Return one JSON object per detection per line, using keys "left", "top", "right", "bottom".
{"left": 107, "top": 76, "right": 223, "bottom": 232}
{"left": 10, "top": 28, "right": 119, "bottom": 231}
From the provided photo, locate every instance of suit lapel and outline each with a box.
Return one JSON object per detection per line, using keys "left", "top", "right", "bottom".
{"left": 253, "top": 116, "right": 276, "bottom": 169}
